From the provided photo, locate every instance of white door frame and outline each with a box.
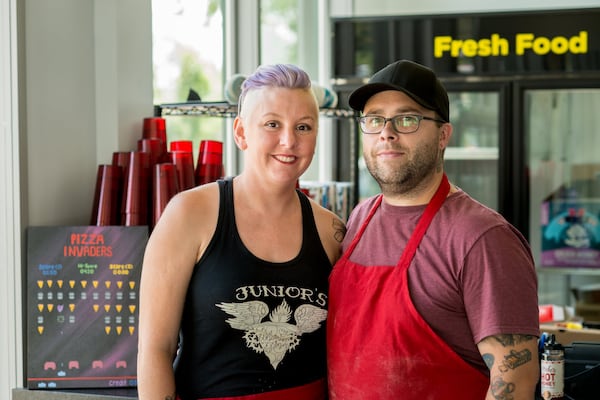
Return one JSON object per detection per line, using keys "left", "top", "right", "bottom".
{"left": 0, "top": 0, "right": 24, "bottom": 396}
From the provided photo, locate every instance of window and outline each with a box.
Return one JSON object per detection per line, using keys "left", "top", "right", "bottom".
{"left": 151, "top": 0, "right": 225, "bottom": 160}
{"left": 260, "top": 0, "right": 299, "bottom": 65}
{"left": 151, "top": 0, "right": 327, "bottom": 179}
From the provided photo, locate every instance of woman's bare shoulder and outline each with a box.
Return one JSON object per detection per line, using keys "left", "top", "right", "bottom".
{"left": 164, "top": 182, "right": 219, "bottom": 219}
{"left": 307, "top": 197, "right": 346, "bottom": 264}
{"left": 148, "top": 182, "right": 221, "bottom": 258}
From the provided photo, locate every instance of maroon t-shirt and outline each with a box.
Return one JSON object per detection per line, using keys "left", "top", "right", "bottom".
{"left": 342, "top": 189, "right": 540, "bottom": 374}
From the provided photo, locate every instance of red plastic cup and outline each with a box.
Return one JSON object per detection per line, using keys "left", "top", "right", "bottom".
{"left": 143, "top": 117, "right": 167, "bottom": 142}
{"left": 170, "top": 140, "right": 193, "bottom": 153}
{"left": 170, "top": 151, "right": 196, "bottom": 191}
{"left": 198, "top": 140, "right": 223, "bottom": 165}
{"left": 196, "top": 140, "right": 224, "bottom": 185}
{"left": 196, "top": 164, "right": 225, "bottom": 186}
{"left": 90, "top": 165, "right": 122, "bottom": 226}
{"left": 138, "top": 138, "right": 168, "bottom": 165}
{"left": 121, "top": 151, "right": 151, "bottom": 226}
{"left": 112, "top": 151, "right": 130, "bottom": 170}
{"left": 152, "top": 163, "right": 180, "bottom": 229}
{"left": 142, "top": 117, "right": 168, "bottom": 155}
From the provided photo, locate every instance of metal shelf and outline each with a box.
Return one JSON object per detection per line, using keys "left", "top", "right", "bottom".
{"left": 157, "top": 101, "right": 237, "bottom": 118}
{"left": 155, "top": 101, "right": 356, "bottom": 119}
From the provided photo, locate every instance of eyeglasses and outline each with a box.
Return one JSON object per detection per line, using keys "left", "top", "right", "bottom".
{"left": 358, "top": 114, "right": 446, "bottom": 134}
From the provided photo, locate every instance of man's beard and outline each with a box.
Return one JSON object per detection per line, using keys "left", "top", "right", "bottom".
{"left": 365, "top": 141, "right": 440, "bottom": 196}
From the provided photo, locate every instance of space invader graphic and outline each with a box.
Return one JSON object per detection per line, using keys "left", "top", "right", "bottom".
{"left": 26, "top": 226, "right": 147, "bottom": 389}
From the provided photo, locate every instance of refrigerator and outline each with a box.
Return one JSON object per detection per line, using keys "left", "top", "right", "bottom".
{"left": 520, "top": 80, "right": 600, "bottom": 306}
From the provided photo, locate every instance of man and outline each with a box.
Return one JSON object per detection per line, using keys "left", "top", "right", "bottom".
{"left": 327, "top": 60, "right": 539, "bottom": 399}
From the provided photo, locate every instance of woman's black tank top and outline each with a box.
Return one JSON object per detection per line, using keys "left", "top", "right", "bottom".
{"left": 174, "top": 178, "right": 332, "bottom": 400}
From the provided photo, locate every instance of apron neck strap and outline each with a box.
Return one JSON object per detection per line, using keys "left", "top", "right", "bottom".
{"left": 397, "top": 174, "right": 450, "bottom": 269}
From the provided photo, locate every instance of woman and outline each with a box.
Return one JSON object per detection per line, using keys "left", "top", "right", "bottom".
{"left": 137, "top": 64, "right": 345, "bottom": 400}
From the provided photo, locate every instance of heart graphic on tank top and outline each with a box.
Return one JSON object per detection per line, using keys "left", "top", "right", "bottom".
{"left": 217, "top": 299, "right": 327, "bottom": 369}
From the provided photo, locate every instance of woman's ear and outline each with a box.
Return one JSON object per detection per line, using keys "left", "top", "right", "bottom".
{"left": 233, "top": 116, "right": 247, "bottom": 150}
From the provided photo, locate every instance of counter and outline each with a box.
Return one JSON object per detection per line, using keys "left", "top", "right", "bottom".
{"left": 12, "top": 388, "right": 137, "bottom": 400}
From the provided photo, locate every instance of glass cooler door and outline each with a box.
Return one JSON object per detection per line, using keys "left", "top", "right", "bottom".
{"left": 444, "top": 87, "right": 501, "bottom": 211}
{"left": 525, "top": 84, "right": 600, "bottom": 305}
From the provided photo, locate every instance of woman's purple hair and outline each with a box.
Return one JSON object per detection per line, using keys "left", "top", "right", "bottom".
{"left": 238, "top": 64, "right": 312, "bottom": 115}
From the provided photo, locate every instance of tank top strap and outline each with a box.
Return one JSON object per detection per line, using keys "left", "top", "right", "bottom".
{"left": 216, "top": 177, "right": 235, "bottom": 238}
{"left": 296, "top": 189, "right": 320, "bottom": 250}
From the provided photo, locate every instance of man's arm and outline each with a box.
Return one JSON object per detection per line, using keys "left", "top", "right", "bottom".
{"left": 478, "top": 334, "right": 539, "bottom": 400}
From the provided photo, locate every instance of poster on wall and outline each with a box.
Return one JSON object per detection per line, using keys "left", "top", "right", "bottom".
{"left": 26, "top": 225, "right": 148, "bottom": 389}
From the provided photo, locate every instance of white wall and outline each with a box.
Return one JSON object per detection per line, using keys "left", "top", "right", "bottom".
{"left": 24, "top": 0, "right": 153, "bottom": 226}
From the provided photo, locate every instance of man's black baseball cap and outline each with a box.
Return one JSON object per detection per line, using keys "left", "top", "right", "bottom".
{"left": 348, "top": 60, "right": 449, "bottom": 123}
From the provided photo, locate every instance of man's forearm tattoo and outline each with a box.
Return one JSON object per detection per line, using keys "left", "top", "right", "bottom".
{"left": 483, "top": 334, "right": 537, "bottom": 400}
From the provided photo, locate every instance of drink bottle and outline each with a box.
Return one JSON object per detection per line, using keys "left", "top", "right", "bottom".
{"left": 540, "top": 334, "right": 564, "bottom": 400}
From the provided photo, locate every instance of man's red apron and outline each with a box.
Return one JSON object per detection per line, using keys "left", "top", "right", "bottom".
{"left": 327, "top": 174, "right": 489, "bottom": 399}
